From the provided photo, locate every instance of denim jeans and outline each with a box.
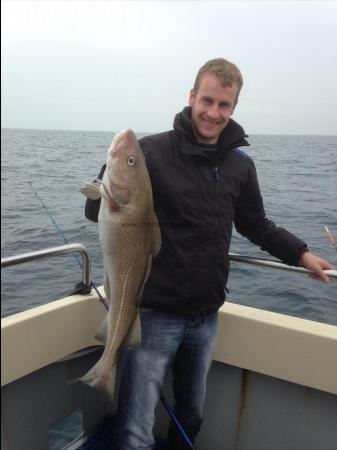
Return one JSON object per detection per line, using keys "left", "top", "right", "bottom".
{"left": 114, "top": 308, "right": 218, "bottom": 450}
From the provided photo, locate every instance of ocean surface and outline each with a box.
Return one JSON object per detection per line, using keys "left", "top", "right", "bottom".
{"left": 1, "top": 129, "right": 337, "bottom": 325}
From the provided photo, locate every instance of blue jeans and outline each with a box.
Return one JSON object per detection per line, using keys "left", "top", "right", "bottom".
{"left": 115, "top": 308, "right": 218, "bottom": 450}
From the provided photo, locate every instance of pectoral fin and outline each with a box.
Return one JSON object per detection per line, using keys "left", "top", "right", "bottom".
{"left": 150, "top": 211, "right": 161, "bottom": 257}
{"left": 95, "top": 314, "right": 109, "bottom": 344}
{"left": 123, "top": 253, "right": 153, "bottom": 348}
{"left": 124, "top": 312, "right": 142, "bottom": 347}
{"left": 94, "top": 278, "right": 110, "bottom": 344}
{"left": 137, "top": 253, "right": 153, "bottom": 303}
{"left": 80, "top": 179, "right": 102, "bottom": 200}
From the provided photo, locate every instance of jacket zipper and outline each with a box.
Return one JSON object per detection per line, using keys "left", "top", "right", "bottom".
{"left": 214, "top": 166, "right": 230, "bottom": 295}
{"left": 214, "top": 167, "right": 221, "bottom": 225}
{"left": 213, "top": 166, "right": 221, "bottom": 267}
{"left": 214, "top": 166, "right": 220, "bottom": 192}
{"left": 214, "top": 166, "right": 229, "bottom": 294}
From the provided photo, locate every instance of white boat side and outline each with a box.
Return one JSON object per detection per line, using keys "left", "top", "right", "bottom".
{"left": 2, "top": 242, "right": 337, "bottom": 450}
{"left": 2, "top": 290, "right": 337, "bottom": 394}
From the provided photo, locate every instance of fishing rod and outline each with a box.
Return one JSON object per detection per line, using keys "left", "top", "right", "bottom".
{"left": 325, "top": 226, "right": 337, "bottom": 252}
{"left": 160, "top": 395, "right": 194, "bottom": 449}
{"left": 28, "top": 182, "right": 195, "bottom": 449}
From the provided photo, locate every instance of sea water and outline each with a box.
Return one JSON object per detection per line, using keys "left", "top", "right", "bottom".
{"left": 1, "top": 129, "right": 337, "bottom": 324}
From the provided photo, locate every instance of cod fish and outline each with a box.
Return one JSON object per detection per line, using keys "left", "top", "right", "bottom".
{"left": 80, "top": 128, "right": 161, "bottom": 404}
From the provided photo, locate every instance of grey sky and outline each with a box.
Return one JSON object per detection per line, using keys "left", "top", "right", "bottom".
{"left": 2, "top": 0, "right": 337, "bottom": 135}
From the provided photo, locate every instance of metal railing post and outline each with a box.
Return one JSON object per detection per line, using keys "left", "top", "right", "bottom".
{"left": 1, "top": 243, "right": 91, "bottom": 287}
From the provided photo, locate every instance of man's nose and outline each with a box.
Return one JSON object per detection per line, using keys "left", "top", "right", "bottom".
{"left": 206, "top": 104, "right": 221, "bottom": 120}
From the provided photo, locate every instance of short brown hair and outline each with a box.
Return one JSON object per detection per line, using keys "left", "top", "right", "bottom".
{"left": 193, "top": 58, "right": 243, "bottom": 104}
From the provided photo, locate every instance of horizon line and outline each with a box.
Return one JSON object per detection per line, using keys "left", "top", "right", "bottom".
{"left": 1, "top": 126, "right": 337, "bottom": 138}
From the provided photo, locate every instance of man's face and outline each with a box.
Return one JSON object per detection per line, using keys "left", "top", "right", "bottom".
{"left": 189, "top": 73, "right": 238, "bottom": 145}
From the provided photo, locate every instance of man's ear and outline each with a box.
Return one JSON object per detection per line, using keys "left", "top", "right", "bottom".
{"left": 189, "top": 89, "right": 195, "bottom": 107}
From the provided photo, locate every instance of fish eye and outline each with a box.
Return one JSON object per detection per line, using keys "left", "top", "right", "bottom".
{"left": 127, "top": 156, "right": 137, "bottom": 167}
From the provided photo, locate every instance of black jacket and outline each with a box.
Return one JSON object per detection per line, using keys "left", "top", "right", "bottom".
{"left": 85, "top": 107, "right": 308, "bottom": 315}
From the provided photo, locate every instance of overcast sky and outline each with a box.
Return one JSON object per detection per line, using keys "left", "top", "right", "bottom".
{"left": 2, "top": 1, "right": 337, "bottom": 135}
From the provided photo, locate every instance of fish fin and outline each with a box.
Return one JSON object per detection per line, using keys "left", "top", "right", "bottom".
{"left": 124, "top": 312, "right": 142, "bottom": 347}
{"left": 94, "top": 315, "right": 109, "bottom": 344}
{"left": 123, "top": 253, "right": 153, "bottom": 348}
{"left": 150, "top": 211, "right": 161, "bottom": 257}
{"left": 80, "top": 360, "right": 118, "bottom": 405}
{"left": 94, "top": 277, "right": 111, "bottom": 344}
{"left": 137, "top": 253, "right": 153, "bottom": 303}
{"left": 80, "top": 180, "right": 102, "bottom": 200}
{"left": 102, "top": 274, "right": 111, "bottom": 306}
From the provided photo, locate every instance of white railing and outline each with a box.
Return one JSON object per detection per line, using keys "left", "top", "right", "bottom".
{"left": 229, "top": 252, "right": 337, "bottom": 279}
{"left": 1, "top": 243, "right": 91, "bottom": 287}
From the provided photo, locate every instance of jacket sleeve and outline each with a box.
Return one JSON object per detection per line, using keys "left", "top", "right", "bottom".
{"left": 234, "top": 159, "right": 308, "bottom": 266}
{"left": 84, "top": 164, "right": 106, "bottom": 223}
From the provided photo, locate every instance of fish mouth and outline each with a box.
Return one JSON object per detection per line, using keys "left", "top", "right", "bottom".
{"left": 110, "top": 129, "right": 138, "bottom": 156}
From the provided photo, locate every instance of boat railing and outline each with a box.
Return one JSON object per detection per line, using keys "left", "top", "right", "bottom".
{"left": 1, "top": 243, "right": 91, "bottom": 287}
{"left": 228, "top": 252, "right": 337, "bottom": 279}
{"left": 1, "top": 245, "right": 336, "bottom": 285}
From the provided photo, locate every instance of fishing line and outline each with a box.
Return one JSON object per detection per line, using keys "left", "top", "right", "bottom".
{"left": 28, "top": 182, "right": 194, "bottom": 448}
{"left": 27, "top": 182, "right": 109, "bottom": 311}
{"left": 160, "top": 395, "right": 195, "bottom": 449}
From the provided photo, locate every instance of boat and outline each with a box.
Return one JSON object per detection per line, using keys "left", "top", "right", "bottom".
{"left": 1, "top": 243, "right": 337, "bottom": 450}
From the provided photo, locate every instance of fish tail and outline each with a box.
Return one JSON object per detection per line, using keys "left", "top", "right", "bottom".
{"left": 79, "top": 360, "right": 118, "bottom": 404}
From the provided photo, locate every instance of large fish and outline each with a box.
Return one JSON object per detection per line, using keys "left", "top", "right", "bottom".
{"left": 80, "top": 129, "right": 161, "bottom": 404}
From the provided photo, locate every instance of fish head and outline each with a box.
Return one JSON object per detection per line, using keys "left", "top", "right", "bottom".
{"left": 104, "top": 129, "right": 149, "bottom": 207}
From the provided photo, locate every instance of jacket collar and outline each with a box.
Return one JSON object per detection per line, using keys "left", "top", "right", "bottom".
{"left": 173, "top": 106, "right": 249, "bottom": 158}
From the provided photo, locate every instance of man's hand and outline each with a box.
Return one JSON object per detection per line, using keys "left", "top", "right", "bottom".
{"left": 299, "top": 252, "right": 335, "bottom": 283}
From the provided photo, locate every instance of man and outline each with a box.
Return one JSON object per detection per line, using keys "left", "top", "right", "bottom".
{"left": 85, "top": 58, "right": 334, "bottom": 449}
